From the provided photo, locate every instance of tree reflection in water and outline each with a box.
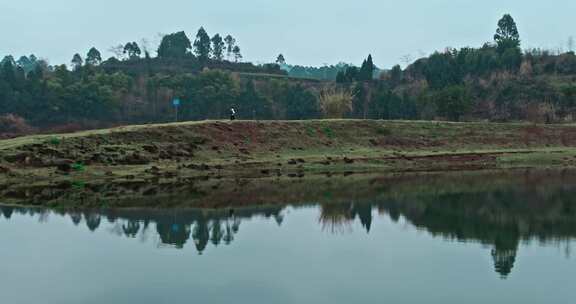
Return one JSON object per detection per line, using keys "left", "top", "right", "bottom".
{"left": 0, "top": 206, "right": 284, "bottom": 255}
{"left": 3, "top": 175, "right": 576, "bottom": 279}
{"left": 317, "top": 183, "right": 576, "bottom": 279}
{"left": 319, "top": 203, "right": 372, "bottom": 234}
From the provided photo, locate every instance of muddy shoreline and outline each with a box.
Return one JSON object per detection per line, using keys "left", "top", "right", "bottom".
{"left": 3, "top": 167, "right": 576, "bottom": 210}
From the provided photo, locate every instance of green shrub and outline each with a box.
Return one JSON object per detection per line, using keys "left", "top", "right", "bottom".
{"left": 71, "top": 180, "right": 86, "bottom": 189}
{"left": 306, "top": 126, "right": 316, "bottom": 137}
{"left": 375, "top": 127, "right": 391, "bottom": 136}
{"left": 71, "top": 163, "right": 85, "bottom": 172}
{"left": 49, "top": 137, "right": 61, "bottom": 145}
{"left": 323, "top": 127, "right": 335, "bottom": 138}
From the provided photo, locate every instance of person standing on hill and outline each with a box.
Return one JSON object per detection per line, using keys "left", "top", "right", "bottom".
{"left": 230, "top": 108, "right": 236, "bottom": 121}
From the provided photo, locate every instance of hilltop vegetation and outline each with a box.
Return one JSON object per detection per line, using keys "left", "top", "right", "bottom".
{"left": 339, "top": 14, "right": 576, "bottom": 122}
{"left": 2, "top": 14, "right": 576, "bottom": 138}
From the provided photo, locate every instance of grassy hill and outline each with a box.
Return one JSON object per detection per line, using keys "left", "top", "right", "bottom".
{"left": 2, "top": 119, "right": 576, "bottom": 205}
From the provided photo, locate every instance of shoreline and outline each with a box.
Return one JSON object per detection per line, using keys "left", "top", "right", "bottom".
{"left": 2, "top": 119, "right": 576, "bottom": 207}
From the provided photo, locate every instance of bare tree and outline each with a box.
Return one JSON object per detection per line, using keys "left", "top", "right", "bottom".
{"left": 400, "top": 54, "right": 413, "bottom": 67}
{"left": 140, "top": 38, "right": 151, "bottom": 56}
{"left": 108, "top": 44, "right": 126, "bottom": 60}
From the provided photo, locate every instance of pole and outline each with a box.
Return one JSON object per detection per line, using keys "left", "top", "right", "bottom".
{"left": 172, "top": 98, "right": 181, "bottom": 122}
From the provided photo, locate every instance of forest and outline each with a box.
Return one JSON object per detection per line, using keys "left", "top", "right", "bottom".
{"left": 2, "top": 15, "right": 576, "bottom": 137}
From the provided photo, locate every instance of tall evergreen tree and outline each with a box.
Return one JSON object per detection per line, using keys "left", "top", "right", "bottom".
{"left": 1, "top": 56, "right": 16, "bottom": 85}
{"left": 71, "top": 54, "right": 83, "bottom": 71}
{"left": 211, "top": 34, "right": 225, "bottom": 61}
{"left": 123, "top": 42, "right": 142, "bottom": 59}
{"left": 86, "top": 47, "right": 102, "bottom": 65}
{"left": 224, "top": 35, "right": 236, "bottom": 60}
{"left": 359, "top": 55, "right": 375, "bottom": 81}
{"left": 494, "top": 14, "right": 521, "bottom": 51}
{"left": 232, "top": 46, "right": 242, "bottom": 62}
{"left": 194, "top": 27, "right": 212, "bottom": 62}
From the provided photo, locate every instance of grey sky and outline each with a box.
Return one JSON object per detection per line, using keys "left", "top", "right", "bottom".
{"left": 1, "top": 0, "right": 575, "bottom": 68}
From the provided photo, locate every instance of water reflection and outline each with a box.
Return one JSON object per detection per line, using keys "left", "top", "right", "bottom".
{"left": 2, "top": 170, "right": 576, "bottom": 279}
{"left": 0, "top": 205, "right": 283, "bottom": 254}
{"left": 319, "top": 203, "right": 372, "bottom": 234}
{"left": 317, "top": 187, "right": 576, "bottom": 279}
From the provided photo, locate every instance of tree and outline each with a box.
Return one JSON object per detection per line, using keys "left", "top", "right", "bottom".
{"left": 194, "top": 27, "right": 212, "bottom": 62}
{"left": 71, "top": 53, "right": 83, "bottom": 71}
{"left": 368, "top": 87, "right": 401, "bottom": 119}
{"left": 211, "top": 34, "right": 225, "bottom": 61}
{"left": 157, "top": 31, "right": 192, "bottom": 58}
{"left": 423, "top": 51, "right": 461, "bottom": 89}
{"left": 232, "top": 46, "right": 242, "bottom": 62}
{"left": 500, "top": 47, "right": 522, "bottom": 71}
{"left": 276, "top": 54, "right": 286, "bottom": 65}
{"left": 224, "top": 35, "right": 236, "bottom": 60}
{"left": 359, "top": 54, "right": 375, "bottom": 81}
{"left": 123, "top": 42, "right": 142, "bottom": 59}
{"left": 1, "top": 56, "right": 16, "bottom": 85}
{"left": 344, "top": 66, "right": 359, "bottom": 82}
{"left": 494, "top": 14, "right": 520, "bottom": 52}
{"left": 108, "top": 44, "right": 125, "bottom": 60}
{"left": 433, "top": 85, "right": 472, "bottom": 121}
{"left": 238, "top": 80, "right": 270, "bottom": 119}
{"left": 16, "top": 56, "right": 30, "bottom": 68}
{"left": 183, "top": 70, "right": 240, "bottom": 119}
{"left": 335, "top": 70, "right": 346, "bottom": 83}
{"left": 568, "top": 36, "right": 575, "bottom": 53}
{"left": 366, "top": 54, "right": 375, "bottom": 78}
{"left": 389, "top": 65, "right": 402, "bottom": 85}
{"left": 1, "top": 55, "right": 15, "bottom": 67}
{"left": 284, "top": 84, "right": 320, "bottom": 119}
{"left": 16, "top": 56, "right": 38, "bottom": 74}
{"left": 86, "top": 47, "right": 102, "bottom": 65}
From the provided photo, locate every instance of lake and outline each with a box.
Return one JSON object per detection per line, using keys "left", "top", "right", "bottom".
{"left": 1, "top": 170, "right": 575, "bottom": 303}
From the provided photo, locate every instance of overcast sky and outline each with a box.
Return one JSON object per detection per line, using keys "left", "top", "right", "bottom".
{"left": 1, "top": 0, "right": 575, "bottom": 68}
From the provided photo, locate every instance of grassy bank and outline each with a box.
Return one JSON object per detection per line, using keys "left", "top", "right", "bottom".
{"left": 2, "top": 119, "right": 576, "bottom": 205}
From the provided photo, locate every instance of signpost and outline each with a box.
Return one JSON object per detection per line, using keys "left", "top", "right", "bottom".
{"left": 172, "top": 98, "right": 181, "bottom": 122}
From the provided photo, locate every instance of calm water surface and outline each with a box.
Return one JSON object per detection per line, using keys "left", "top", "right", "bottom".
{"left": 1, "top": 171, "right": 576, "bottom": 303}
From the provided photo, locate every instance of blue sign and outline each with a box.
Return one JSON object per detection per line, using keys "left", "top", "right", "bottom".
{"left": 172, "top": 98, "right": 181, "bottom": 107}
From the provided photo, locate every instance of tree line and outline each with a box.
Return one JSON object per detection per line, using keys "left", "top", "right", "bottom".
{"left": 347, "top": 14, "right": 576, "bottom": 122}
{"left": 69, "top": 27, "right": 244, "bottom": 68}
{"left": 3, "top": 15, "right": 576, "bottom": 135}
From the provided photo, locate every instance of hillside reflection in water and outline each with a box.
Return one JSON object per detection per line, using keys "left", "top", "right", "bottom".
{"left": 3, "top": 170, "right": 576, "bottom": 279}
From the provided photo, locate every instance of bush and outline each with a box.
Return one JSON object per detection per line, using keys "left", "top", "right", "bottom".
{"left": 319, "top": 87, "right": 354, "bottom": 118}
{"left": 71, "top": 163, "right": 86, "bottom": 172}
{"left": 524, "top": 102, "right": 557, "bottom": 124}
{"left": 0, "top": 114, "right": 34, "bottom": 136}
{"left": 432, "top": 86, "right": 472, "bottom": 121}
